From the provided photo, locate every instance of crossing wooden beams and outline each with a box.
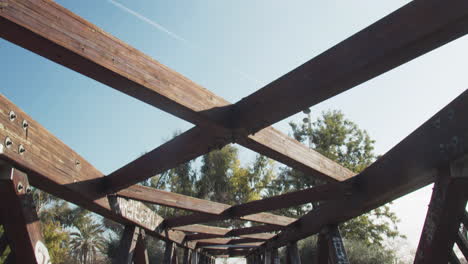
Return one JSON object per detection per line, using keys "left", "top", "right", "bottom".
{"left": 231, "top": 0, "right": 468, "bottom": 134}
{"left": 260, "top": 89, "right": 468, "bottom": 249}
{"left": 0, "top": 0, "right": 355, "bottom": 193}
{"left": 0, "top": 94, "right": 193, "bottom": 249}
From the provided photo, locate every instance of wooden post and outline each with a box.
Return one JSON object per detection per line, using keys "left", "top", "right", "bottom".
{"left": 183, "top": 248, "right": 191, "bottom": 264}
{"left": 191, "top": 250, "right": 199, "bottom": 264}
{"left": 134, "top": 229, "right": 149, "bottom": 264}
{"left": 448, "top": 250, "right": 461, "bottom": 264}
{"left": 326, "top": 226, "right": 349, "bottom": 264}
{"left": 286, "top": 242, "right": 301, "bottom": 264}
{"left": 0, "top": 166, "right": 51, "bottom": 264}
{"left": 414, "top": 156, "right": 468, "bottom": 264}
{"left": 164, "top": 242, "right": 175, "bottom": 264}
{"left": 316, "top": 233, "right": 329, "bottom": 264}
{"left": 172, "top": 247, "right": 179, "bottom": 264}
{"left": 264, "top": 249, "right": 272, "bottom": 264}
{"left": 114, "top": 225, "right": 140, "bottom": 264}
{"left": 271, "top": 248, "right": 280, "bottom": 264}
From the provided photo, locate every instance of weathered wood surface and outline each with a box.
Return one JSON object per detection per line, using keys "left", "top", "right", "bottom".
{"left": 414, "top": 157, "right": 468, "bottom": 264}
{"left": 114, "top": 225, "right": 141, "bottom": 264}
{"left": 109, "top": 196, "right": 163, "bottom": 231}
{"left": 0, "top": 166, "right": 50, "bottom": 264}
{"left": 232, "top": 0, "right": 468, "bottom": 134}
{"left": 261, "top": 89, "right": 468, "bottom": 249}
{"left": 173, "top": 225, "right": 277, "bottom": 241}
{"left": 0, "top": 0, "right": 353, "bottom": 192}
{"left": 0, "top": 94, "right": 192, "bottom": 248}
{"left": 143, "top": 180, "right": 345, "bottom": 227}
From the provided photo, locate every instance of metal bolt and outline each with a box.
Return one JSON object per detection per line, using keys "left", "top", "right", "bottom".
{"left": 17, "top": 182, "right": 24, "bottom": 192}
{"left": 22, "top": 120, "right": 29, "bottom": 130}
{"left": 8, "top": 111, "right": 16, "bottom": 121}
{"left": 18, "top": 144, "right": 25, "bottom": 155}
{"left": 4, "top": 137, "right": 12, "bottom": 148}
{"left": 26, "top": 186, "right": 32, "bottom": 194}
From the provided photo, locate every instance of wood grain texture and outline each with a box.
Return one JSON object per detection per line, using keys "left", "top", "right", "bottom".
{"left": 259, "top": 89, "right": 468, "bottom": 249}
{"left": 0, "top": 0, "right": 353, "bottom": 190}
{"left": 0, "top": 94, "right": 193, "bottom": 249}
{"left": 232, "top": 0, "right": 468, "bottom": 134}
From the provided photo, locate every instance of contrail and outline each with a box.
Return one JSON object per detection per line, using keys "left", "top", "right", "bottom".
{"left": 107, "top": 0, "right": 188, "bottom": 44}
{"left": 106, "top": 0, "right": 262, "bottom": 86}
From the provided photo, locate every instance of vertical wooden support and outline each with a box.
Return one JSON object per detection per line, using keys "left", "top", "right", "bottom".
{"left": 316, "top": 226, "right": 349, "bottom": 264}
{"left": 271, "top": 248, "right": 280, "bottom": 264}
{"left": 286, "top": 242, "right": 301, "bottom": 264}
{"left": 455, "top": 228, "right": 468, "bottom": 259}
{"left": 414, "top": 156, "right": 468, "bottom": 264}
{"left": 183, "top": 248, "right": 192, "bottom": 264}
{"left": 264, "top": 249, "right": 272, "bottom": 264}
{"left": 115, "top": 225, "right": 140, "bottom": 264}
{"left": 448, "top": 250, "right": 461, "bottom": 264}
{"left": 164, "top": 241, "right": 176, "bottom": 264}
{"left": 134, "top": 229, "right": 149, "bottom": 264}
{"left": 172, "top": 246, "right": 179, "bottom": 264}
{"left": 316, "top": 233, "right": 329, "bottom": 264}
{"left": 191, "top": 250, "right": 199, "bottom": 264}
{"left": 327, "top": 226, "right": 349, "bottom": 264}
{"left": 0, "top": 166, "right": 51, "bottom": 264}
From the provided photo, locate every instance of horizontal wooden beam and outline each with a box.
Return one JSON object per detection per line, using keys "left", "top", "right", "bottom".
{"left": 260, "top": 89, "right": 468, "bottom": 249}
{"left": 0, "top": 0, "right": 353, "bottom": 193}
{"left": 162, "top": 182, "right": 350, "bottom": 227}
{"left": 0, "top": 94, "right": 194, "bottom": 249}
{"left": 231, "top": 0, "right": 468, "bottom": 134}
{"left": 172, "top": 224, "right": 279, "bottom": 240}
{"left": 118, "top": 184, "right": 297, "bottom": 228}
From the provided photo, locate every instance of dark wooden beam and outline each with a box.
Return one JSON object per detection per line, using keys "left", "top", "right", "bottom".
{"left": 0, "top": 233, "right": 8, "bottom": 256}
{"left": 0, "top": 94, "right": 193, "bottom": 248}
{"left": 232, "top": 0, "right": 468, "bottom": 134}
{"left": 285, "top": 242, "right": 301, "bottom": 264}
{"left": 114, "top": 225, "right": 141, "bottom": 264}
{"left": 414, "top": 162, "right": 468, "bottom": 263}
{"left": 118, "top": 185, "right": 297, "bottom": 228}
{"left": 153, "top": 182, "right": 347, "bottom": 228}
{"left": 455, "top": 230, "right": 468, "bottom": 260}
{"left": 134, "top": 229, "right": 150, "bottom": 264}
{"left": 0, "top": 166, "right": 50, "bottom": 264}
{"left": 260, "top": 89, "right": 468, "bottom": 249}
{"left": 0, "top": 0, "right": 354, "bottom": 194}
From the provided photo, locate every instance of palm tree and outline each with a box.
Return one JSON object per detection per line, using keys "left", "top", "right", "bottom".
{"left": 70, "top": 220, "right": 106, "bottom": 264}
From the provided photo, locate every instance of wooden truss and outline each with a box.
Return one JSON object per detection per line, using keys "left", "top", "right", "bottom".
{"left": 1, "top": 0, "right": 468, "bottom": 262}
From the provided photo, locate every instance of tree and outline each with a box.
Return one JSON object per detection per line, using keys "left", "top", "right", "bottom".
{"left": 271, "top": 110, "right": 404, "bottom": 262}
{"left": 70, "top": 219, "right": 106, "bottom": 264}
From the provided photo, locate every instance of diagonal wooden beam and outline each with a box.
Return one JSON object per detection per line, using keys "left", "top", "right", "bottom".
{"left": 231, "top": 0, "right": 468, "bottom": 134}
{"left": 0, "top": 94, "right": 194, "bottom": 249}
{"left": 258, "top": 89, "right": 468, "bottom": 249}
{"left": 0, "top": 0, "right": 354, "bottom": 193}
{"left": 172, "top": 224, "right": 279, "bottom": 240}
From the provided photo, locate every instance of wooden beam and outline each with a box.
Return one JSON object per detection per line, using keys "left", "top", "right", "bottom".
{"left": 0, "top": 94, "right": 193, "bottom": 249}
{"left": 260, "top": 89, "right": 468, "bottom": 249}
{"left": 114, "top": 225, "right": 141, "bottom": 264}
{"left": 285, "top": 242, "right": 301, "bottom": 264}
{"left": 164, "top": 242, "right": 176, "bottom": 264}
{"left": 455, "top": 230, "right": 468, "bottom": 260}
{"left": 124, "top": 182, "right": 346, "bottom": 228}
{"left": 0, "top": 0, "right": 354, "bottom": 194}
{"left": 134, "top": 229, "right": 150, "bottom": 264}
{"left": 0, "top": 166, "right": 50, "bottom": 264}
{"left": 414, "top": 160, "right": 468, "bottom": 263}
{"left": 231, "top": 0, "right": 468, "bottom": 134}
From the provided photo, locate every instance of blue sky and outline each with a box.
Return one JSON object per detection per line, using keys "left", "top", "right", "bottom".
{"left": 2, "top": 0, "right": 468, "bottom": 256}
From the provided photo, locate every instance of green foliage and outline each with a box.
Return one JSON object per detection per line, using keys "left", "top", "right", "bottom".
{"left": 41, "top": 220, "right": 71, "bottom": 264}
{"left": 70, "top": 219, "right": 107, "bottom": 264}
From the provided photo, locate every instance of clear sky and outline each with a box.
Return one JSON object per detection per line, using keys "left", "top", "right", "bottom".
{"left": 2, "top": 0, "right": 468, "bottom": 259}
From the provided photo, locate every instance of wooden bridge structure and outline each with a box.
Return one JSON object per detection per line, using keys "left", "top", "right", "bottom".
{"left": 1, "top": 0, "right": 468, "bottom": 263}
